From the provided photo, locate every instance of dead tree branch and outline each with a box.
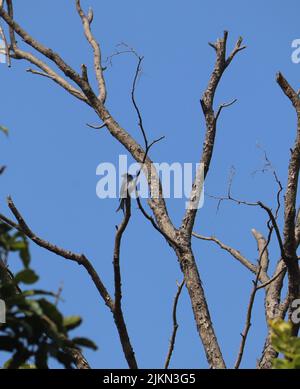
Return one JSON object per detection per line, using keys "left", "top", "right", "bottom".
{"left": 234, "top": 221, "right": 273, "bottom": 369}
{"left": 182, "top": 30, "right": 245, "bottom": 236}
{"left": 276, "top": 72, "right": 300, "bottom": 325}
{"left": 75, "top": 0, "right": 106, "bottom": 103}
{"left": 192, "top": 232, "right": 260, "bottom": 278}
{"left": 0, "top": 2, "right": 247, "bottom": 368}
{"left": 0, "top": 22, "right": 10, "bottom": 66}
{"left": 164, "top": 279, "right": 185, "bottom": 369}
{"left": 113, "top": 196, "right": 138, "bottom": 369}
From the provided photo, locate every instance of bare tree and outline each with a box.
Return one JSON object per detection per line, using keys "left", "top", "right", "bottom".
{"left": 0, "top": 0, "right": 299, "bottom": 369}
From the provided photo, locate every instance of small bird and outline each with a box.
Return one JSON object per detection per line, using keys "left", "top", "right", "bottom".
{"left": 116, "top": 173, "right": 135, "bottom": 213}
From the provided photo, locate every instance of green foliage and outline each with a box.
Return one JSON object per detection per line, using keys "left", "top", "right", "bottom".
{"left": 0, "top": 223, "right": 31, "bottom": 268}
{"left": 0, "top": 125, "right": 9, "bottom": 136}
{"left": 270, "top": 318, "right": 300, "bottom": 369}
{"left": 0, "top": 221, "right": 97, "bottom": 369}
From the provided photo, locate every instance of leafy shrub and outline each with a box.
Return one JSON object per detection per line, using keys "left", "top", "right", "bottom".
{"left": 270, "top": 318, "right": 300, "bottom": 369}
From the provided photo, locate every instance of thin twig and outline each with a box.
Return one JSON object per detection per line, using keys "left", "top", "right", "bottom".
{"left": 192, "top": 232, "right": 260, "bottom": 277}
{"left": 113, "top": 195, "right": 138, "bottom": 369}
{"left": 127, "top": 52, "right": 179, "bottom": 249}
{"left": 208, "top": 188, "right": 285, "bottom": 261}
{"left": 215, "top": 98, "right": 237, "bottom": 121}
{"left": 54, "top": 281, "right": 64, "bottom": 306}
{"left": 256, "top": 268, "right": 286, "bottom": 290}
{"left": 86, "top": 116, "right": 111, "bottom": 130}
{"left": 234, "top": 220, "right": 273, "bottom": 369}
{"left": 164, "top": 279, "right": 185, "bottom": 369}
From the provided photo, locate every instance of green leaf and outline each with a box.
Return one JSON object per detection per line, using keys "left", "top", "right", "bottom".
{"left": 22, "top": 289, "right": 56, "bottom": 298}
{"left": 38, "top": 299, "right": 63, "bottom": 330}
{"left": 293, "top": 355, "right": 300, "bottom": 369}
{"left": 19, "top": 363, "right": 37, "bottom": 369}
{"left": 20, "top": 247, "right": 31, "bottom": 268}
{"left": 15, "top": 269, "right": 39, "bottom": 285}
{"left": 272, "top": 358, "right": 292, "bottom": 369}
{"left": 10, "top": 240, "right": 27, "bottom": 251}
{"left": 270, "top": 318, "right": 300, "bottom": 369}
{"left": 24, "top": 300, "right": 43, "bottom": 316}
{"left": 72, "top": 337, "right": 98, "bottom": 350}
{"left": 63, "top": 316, "right": 82, "bottom": 331}
{"left": 0, "top": 125, "right": 9, "bottom": 136}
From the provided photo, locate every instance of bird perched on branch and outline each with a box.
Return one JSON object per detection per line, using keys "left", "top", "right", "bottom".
{"left": 116, "top": 173, "right": 135, "bottom": 213}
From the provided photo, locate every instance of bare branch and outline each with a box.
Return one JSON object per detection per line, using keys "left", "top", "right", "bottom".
{"left": 226, "top": 36, "right": 246, "bottom": 66}
{"left": 252, "top": 146, "right": 283, "bottom": 220}
{"left": 128, "top": 53, "right": 180, "bottom": 249}
{"left": 182, "top": 31, "right": 245, "bottom": 236}
{"left": 251, "top": 229, "right": 270, "bottom": 275}
{"left": 136, "top": 195, "right": 181, "bottom": 250}
{"left": 215, "top": 98, "right": 237, "bottom": 121}
{"left": 234, "top": 222, "right": 272, "bottom": 369}
{"left": 1, "top": 196, "right": 114, "bottom": 310}
{"left": 54, "top": 281, "right": 64, "bottom": 306}
{"left": 131, "top": 55, "right": 148, "bottom": 148}
{"left": 113, "top": 196, "right": 138, "bottom": 369}
{"left": 208, "top": 188, "right": 285, "bottom": 261}
{"left": 277, "top": 72, "right": 300, "bottom": 107}
{"left": 164, "top": 279, "right": 185, "bottom": 369}
{"left": 105, "top": 43, "right": 139, "bottom": 67}
{"left": 75, "top": 0, "right": 106, "bottom": 103}
{"left": 20, "top": 50, "right": 87, "bottom": 102}
{"left": 192, "top": 232, "right": 260, "bottom": 277}
{"left": 0, "top": 23, "right": 11, "bottom": 66}
{"left": 256, "top": 268, "right": 286, "bottom": 291}
{"left": 26, "top": 68, "right": 54, "bottom": 79}
{"left": 0, "top": 5, "right": 85, "bottom": 87}
{"left": 86, "top": 119, "right": 110, "bottom": 130}
{"left": 276, "top": 72, "right": 300, "bottom": 318}
{"left": 234, "top": 272, "right": 261, "bottom": 369}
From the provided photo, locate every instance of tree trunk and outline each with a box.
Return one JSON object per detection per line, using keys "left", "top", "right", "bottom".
{"left": 176, "top": 245, "right": 226, "bottom": 369}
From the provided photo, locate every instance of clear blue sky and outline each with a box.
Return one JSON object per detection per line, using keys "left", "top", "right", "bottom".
{"left": 0, "top": 0, "right": 299, "bottom": 368}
